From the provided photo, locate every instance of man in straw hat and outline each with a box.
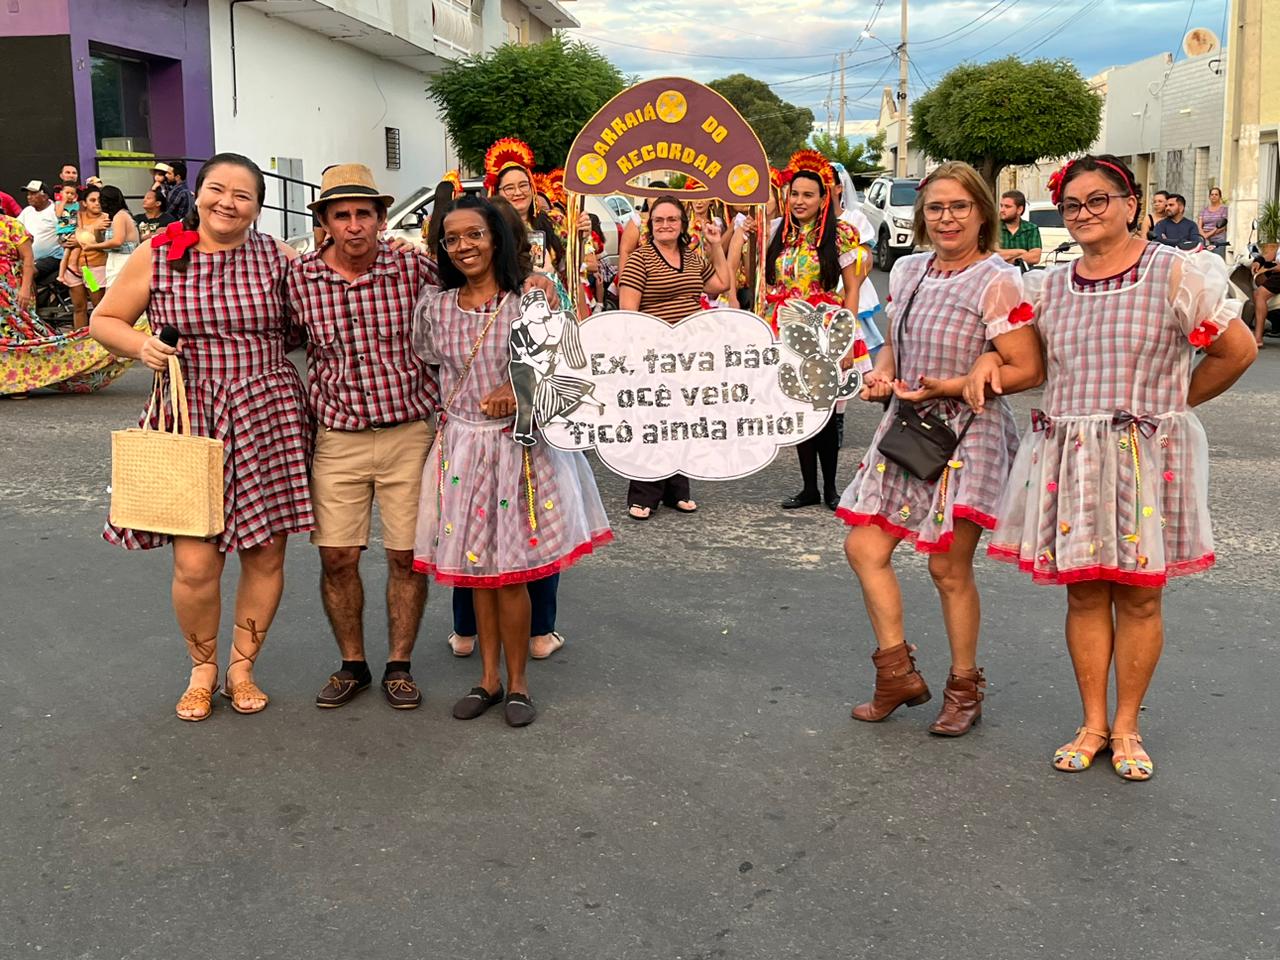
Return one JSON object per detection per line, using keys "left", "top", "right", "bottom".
{"left": 288, "top": 162, "right": 444, "bottom": 711}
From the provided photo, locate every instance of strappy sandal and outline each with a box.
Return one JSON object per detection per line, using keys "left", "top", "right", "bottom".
{"left": 222, "top": 618, "right": 270, "bottom": 715}
{"left": 1052, "top": 725, "right": 1110, "bottom": 772}
{"left": 628, "top": 505, "right": 653, "bottom": 521}
{"left": 176, "top": 633, "right": 218, "bottom": 722}
{"left": 1110, "top": 732, "right": 1154, "bottom": 781}
{"left": 530, "top": 631, "right": 566, "bottom": 660}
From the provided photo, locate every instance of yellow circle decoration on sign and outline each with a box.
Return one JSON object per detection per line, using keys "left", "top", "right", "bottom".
{"left": 728, "top": 164, "right": 760, "bottom": 196}
{"left": 656, "top": 90, "right": 688, "bottom": 123}
{"left": 576, "top": 153, "right": 607, "bottom": 186}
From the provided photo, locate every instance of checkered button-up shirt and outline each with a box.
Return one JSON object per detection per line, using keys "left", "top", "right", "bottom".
{"left": 287, "top": 241, "right": 441, "bottom": 431}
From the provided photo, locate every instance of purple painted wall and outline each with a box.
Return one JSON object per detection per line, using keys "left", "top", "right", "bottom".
{"left": 0, "top": 0, "right": 71, "bottom": 35}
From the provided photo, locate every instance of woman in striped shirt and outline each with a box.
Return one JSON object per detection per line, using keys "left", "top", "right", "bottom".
{"left": 617, "top": 195, "right": 731, "bottom": 520}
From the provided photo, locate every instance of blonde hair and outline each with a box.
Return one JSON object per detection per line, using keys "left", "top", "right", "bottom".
{"left": 912, "top": 161, "right": 1000, "bottom": 254}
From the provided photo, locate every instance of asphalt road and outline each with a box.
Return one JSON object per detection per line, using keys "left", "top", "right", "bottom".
{"left": 1, "top": 271, "right": 1277, "bottom": 960}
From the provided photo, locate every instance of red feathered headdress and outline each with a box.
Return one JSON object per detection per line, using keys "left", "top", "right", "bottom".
{"left": 780, "top": 149, "right": 835, "bottom": 245}
{"left": 544, "top": 167, "right": 566, "bottom": 208}
{"left": 484, "top": 137, "right": 536, "bottom": 195}
{"left": 683, "top": 176, "right": 705, "bottom": 191}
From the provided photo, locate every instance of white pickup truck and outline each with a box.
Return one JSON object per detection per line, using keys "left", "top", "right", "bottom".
{"left": 860, "top": 176, "right": 920, "bottom": 271}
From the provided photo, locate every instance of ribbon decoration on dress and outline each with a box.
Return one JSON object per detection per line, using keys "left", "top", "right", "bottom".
{"left": 1111, "top": 410, "right": 1160, "bottom": 438}
{"left": 1030, "top": 409, "right": 1053, "bottom": 433}
{"left": 151, "top": 220, "right": 200, "bottom": 261}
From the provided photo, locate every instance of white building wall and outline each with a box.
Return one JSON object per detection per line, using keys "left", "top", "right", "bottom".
{"left": 208, "top": 0, "right": 456, "bottom": 237}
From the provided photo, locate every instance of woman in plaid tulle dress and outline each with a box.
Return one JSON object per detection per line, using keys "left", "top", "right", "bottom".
{"left": 413, "top": 197, "right": 611, "bottom": 727}
{"left": 90, "top": 153, "right": 313, "bottom": 722}
{"left": 981, "top": 155, "right": 1256, "bottom": 780}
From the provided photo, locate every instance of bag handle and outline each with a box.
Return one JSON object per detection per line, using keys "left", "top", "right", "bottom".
{"left": 441, "top": 292, "right": 508, "bottom": 416}
{"left": 142, "top": 355, "right": 193, "bottom": 437}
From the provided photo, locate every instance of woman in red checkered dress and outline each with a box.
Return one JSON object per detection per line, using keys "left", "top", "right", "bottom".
{"left": 838, "top": 162, "right": 1045, "bottom": 737}
{"left": 982, "top": 155, "right": 1256, "bottom": 780}
{"left": 90, "top": 153, "right": 313, "bottom": 722}
{"left": 412, "top": 197, "right": 611, "bottom": 727}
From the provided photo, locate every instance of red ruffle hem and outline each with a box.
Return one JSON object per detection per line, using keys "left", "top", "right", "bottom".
{"left": 835, "top": 505, "right": 998, "bottom": 555}
{"left": 413, "top": 530, "right": 614, "bottom": 588}
{"left": 986, "top": 542, "right": 1216, "bottom": 588}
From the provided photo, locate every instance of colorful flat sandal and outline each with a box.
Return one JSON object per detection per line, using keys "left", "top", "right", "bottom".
{"left": 1052, "top": 725, "right": 1110, "bottom": 772}
{"left": 1110, "top": 732, "right": 1154, "bottom": 781}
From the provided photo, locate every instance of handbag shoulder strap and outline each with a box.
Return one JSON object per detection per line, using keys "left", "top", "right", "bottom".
{"left": 441, "top": 292, "right": 508, "bottom": 415}
{"left": 891, "top": 259, "right": 930, "bottom": 363}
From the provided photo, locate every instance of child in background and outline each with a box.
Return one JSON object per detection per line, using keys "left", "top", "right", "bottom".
{"left": 55, "top": 184, "right": 79, "bottom": 239}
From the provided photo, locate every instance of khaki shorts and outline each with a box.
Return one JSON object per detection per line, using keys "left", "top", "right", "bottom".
{"left": 310, "top": 420, "right": 436, "bottom": 550}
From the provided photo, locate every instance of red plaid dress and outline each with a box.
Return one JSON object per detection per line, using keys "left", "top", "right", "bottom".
{"left": 410, "top": 288, "right": 611, "bottom": 587}
{"left": 837, "top": 253, "right": 1027, "bottom": 553}
{"left": 989, "top": 245, "right": 1240, "bottom": 586}
{"left": 104, "top": 231, "right": 314, "bottom": 552}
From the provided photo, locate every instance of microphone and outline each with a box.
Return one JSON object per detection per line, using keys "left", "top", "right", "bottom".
{"left": 158, "top": 325, "right": 180, "bottom": 348}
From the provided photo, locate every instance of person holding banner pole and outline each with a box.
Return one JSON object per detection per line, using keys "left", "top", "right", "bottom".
{"left": 618, "top": 195, "right": 732, "bottom": 520}
{"left": 838, "top": 161, "right": 1044, "bottom": 737}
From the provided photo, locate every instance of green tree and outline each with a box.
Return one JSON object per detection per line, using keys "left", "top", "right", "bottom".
{"left": 909, "top": 57, "right": 1101, "bottom": 189}
{"left": 708, "top": 74, "right": 815, "bottom": 168}
{"left": 428, "top": 36, "right": 625, "bottom": 173}
{"left": 811, "top": 130, "right": 887, "bottom": 176}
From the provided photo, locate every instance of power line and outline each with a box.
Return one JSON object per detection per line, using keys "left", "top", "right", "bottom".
{"left": 1019, "top": 0, "right": 1106, "bottom": 57}
{"left": 911, "top": 0, "right": 1023, "bottom": 47}
{"left": 663, "top": 8, "right": 831, "bottom": 50}
{"left": 961, "top": 3, "right": 1063, "bottom": 61}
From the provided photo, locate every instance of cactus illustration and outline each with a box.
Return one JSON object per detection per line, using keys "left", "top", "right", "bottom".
{"left": 776, "top": 300, "right": 862, "bottom": 410}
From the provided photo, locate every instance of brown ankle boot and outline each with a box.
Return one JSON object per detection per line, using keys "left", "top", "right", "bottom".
{"left": 928, "top": 666, "right": 985, "bottom": 736}
{"left": 851, "top": 643, "right": 932, "bottom": 722}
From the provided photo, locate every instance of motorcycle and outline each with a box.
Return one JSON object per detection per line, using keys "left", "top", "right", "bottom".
{"left": 1227, "top": 220, "right": 1280, "bottom": 339}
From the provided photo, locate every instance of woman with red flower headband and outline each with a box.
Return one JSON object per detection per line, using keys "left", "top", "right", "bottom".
{"left": 984, "top": 154, "right": 1256, "bottom": 780}
{"left": 737, "top": 149, "right": 874, "bottom": 510}
{"left": 839, "top": 160, "right": 1045, "bottom": 738}
{"left": 90, "top": 152, "right": 314, "bottom": 721}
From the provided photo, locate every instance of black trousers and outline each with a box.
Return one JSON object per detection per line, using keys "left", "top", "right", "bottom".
{"left": 627, "top": 474, "right": 691, "bottom": 509}
{"left": 794, "top": 412, "right": 843, "bottom": 496}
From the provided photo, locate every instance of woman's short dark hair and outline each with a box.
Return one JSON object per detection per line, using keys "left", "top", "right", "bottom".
{"left": 173, "top": 152, "right": 267, "bottom": 272}
{"left": 437, "top": 195, "right": 523, "bottom": 295}
{"left": 766, "top": 171, "right": 840, "bottom": 290}
{"left": 1059, "top": 154, "right": 1144, "bottom": 232}
{"left": 645, "top": 196, "right": 692, "bottom": 251}
{"left": 99, "top": 185, "right": 129, "bottom": 218}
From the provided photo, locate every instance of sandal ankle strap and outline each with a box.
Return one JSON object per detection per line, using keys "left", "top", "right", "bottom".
{"left": 229, "top": 618, "right": 267, "bottom": 669}
{"left": 184, "top": 633, "right": 218, "bottom": 668}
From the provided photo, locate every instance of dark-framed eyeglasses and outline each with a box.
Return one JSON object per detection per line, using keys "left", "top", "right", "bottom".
{"left": 1058, "top": 193, "right": 1131, "bottom": 220}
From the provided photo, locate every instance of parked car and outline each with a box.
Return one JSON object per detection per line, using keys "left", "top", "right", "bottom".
{"left": 861, "top": 176, "right": 920, "bottom": 270}
{"left": 286, "top": 179, "right": 634, "bottom": 268}
{"left": 1025, "top": 200, "right": 1081, "bottom": 265}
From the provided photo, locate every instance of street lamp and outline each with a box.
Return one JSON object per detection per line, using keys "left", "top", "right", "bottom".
{"left": 862, "top": 29, "right": 910, "bottom": 179}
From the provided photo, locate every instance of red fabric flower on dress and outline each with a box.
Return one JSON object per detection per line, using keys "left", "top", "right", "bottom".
{"left": 1007, "top": 301, "right": 1035, "bottom": 325}
{"left": 151, "top": 220, "right": 200, "bottom": 261}
{"left": 1187, "top": 321, "right": 1215, "bottom": 349}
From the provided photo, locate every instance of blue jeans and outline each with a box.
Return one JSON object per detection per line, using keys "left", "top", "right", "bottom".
{"left": 451, "top": 574, "right": 559, "bottom": 636}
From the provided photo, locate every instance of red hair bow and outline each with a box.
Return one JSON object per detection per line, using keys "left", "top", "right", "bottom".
{"left": 1047, "top": 160, "right": 1076, "bottom": 206}
{"left": 151, "top": 220, "right": 200, "bottom": 261}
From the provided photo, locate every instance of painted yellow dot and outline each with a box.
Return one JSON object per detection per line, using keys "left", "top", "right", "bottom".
{"left": 876, "top": 463, "right": 886, "bottom": 473}
{"left": 1142, "top": 506, "right": 1154, "bottom": 517}
{"left": 576, "top": 153, "right": 607, "bottom": 186}
{"left": 466, "top": 551, "right": 479, "bottom": 564}
{"left": 444, "top": 523, "right": 453, "bottom": 535}
{"left": 544, "top": 499, "right": 555, "bottom": 511}
{"left": 727, "top": 164, "right": 759, "bottom": 196}
{"left": 655, "top": 89, "right": 688, "bottom": 123}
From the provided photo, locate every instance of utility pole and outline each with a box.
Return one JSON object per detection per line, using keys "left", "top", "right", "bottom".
{"left": 897, "top": 0, "right": 909, "bottom": 177}
{"left": 838, "top": 51, "right": 847, "bottom": 138}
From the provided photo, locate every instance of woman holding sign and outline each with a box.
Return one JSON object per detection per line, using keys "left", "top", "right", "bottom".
{"left": 741, "top": 150, "right": 874, "bottom": 511}
{"left": 412, "top": 197, "right": 611, "bottom": 725}
{"left": 838, "top": 161, "right": 1044, "bottom": 737}
{"left": 617, "top": 195, "right": 732, "bottom": 520}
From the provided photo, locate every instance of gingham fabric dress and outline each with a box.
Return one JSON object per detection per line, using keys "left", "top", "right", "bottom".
{"left": 988, "top": 245, "right": 1241, "bottom": 586}
{"left": 837, "top": 253, "right": 1028, "bottom": 553}
{"left": 411, "top": 289, "right": 611, "bottom": 587}
{"left": 104, "top": 231, "right": 314, "bottom": 552}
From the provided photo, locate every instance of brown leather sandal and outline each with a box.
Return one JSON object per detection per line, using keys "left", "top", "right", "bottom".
{"left": 176, "top": 633, "right": 218, "bottom": 722}
{"left": 222, "top": 618, "right": 269, "bottom": 715}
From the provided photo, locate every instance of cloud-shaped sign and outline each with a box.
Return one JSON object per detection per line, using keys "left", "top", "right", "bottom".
{"left": 512, "top": 293, "right": 860, "bottom": 482}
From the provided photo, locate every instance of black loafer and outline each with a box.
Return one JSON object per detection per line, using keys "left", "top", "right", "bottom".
{"left": 780, "top": 491, "right": 821, "bottom": 509}
{"left": 382, "top": 670, "right": 422, "bottom": 710}
{"left": 452, "top": 684, "right": 504, "bottom": 720}
{"left": 504, "top": 692, "right": 537, "bottom": 727}
{"left": 316, "top": 669, "right": 371, "bottom": 708}
{"left": 824, "top": 491, "right": 840, "bottom": 511}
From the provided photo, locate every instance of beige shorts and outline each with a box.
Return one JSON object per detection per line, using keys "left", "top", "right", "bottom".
{"left": 310, "top": 419, "right": 436, "bottom": 550}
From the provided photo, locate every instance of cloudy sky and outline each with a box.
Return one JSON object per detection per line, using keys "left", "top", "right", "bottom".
{"left": 566, "top": 0, "right": 1225, "bottom": 134}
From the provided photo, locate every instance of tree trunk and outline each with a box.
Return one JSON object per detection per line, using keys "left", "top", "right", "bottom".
{"left": 980, "top": 156, "right": 1002, "bottom": 194}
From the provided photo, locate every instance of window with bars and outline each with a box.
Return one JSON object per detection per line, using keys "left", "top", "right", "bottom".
{"left": 385, "top": 127, "right": 402, "bottom": 171}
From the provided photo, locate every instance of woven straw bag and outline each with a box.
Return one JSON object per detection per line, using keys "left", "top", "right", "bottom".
{"left": 110, "top": 355, "right": 226, "bottom": 538}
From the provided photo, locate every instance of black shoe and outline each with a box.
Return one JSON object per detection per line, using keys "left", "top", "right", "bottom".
{"left": 315, "top": 669, "right": 371, "bottom": 708}
{"left": 504, "top": 692, "right": 537, "bottom": 727}
{"left": 780, "top": 491, "right": 821, "bottom": 509}
{"left": 824, "top": 490, "right": 840, "bottom": 511}
{"left": 382, "top": 670, "right": 422, "bottom": 710}
{"left": 452, "top": 684, "right": 504, "bottom": 720}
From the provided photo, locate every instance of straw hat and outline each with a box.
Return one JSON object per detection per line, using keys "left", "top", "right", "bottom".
{"left": 307, "top": 162, "right": 394, "bottom": 212}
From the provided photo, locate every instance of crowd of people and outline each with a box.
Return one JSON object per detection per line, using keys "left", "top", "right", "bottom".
{"left": 4, "top": 137, "right": 1246, "bottom": 781}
